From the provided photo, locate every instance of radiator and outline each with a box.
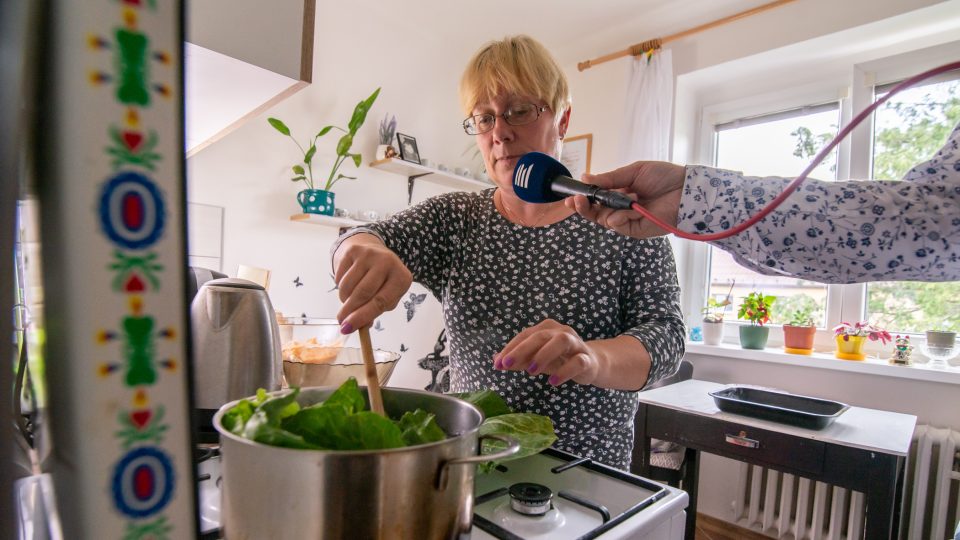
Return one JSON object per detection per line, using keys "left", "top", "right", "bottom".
{"left": 731, "top": 424, "right": 960, "bottom": 540}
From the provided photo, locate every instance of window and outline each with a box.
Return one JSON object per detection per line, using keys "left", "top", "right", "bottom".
{"left": 692, "top": 53, "right": 960, "bottom": 353}
{"left": 708, "top": 104, "right": 840, "bottom": 327}
{"left": 865, "top": 74, "right": 960, "bottom": 333}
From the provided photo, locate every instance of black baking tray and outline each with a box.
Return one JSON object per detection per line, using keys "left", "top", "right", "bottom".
{"left": 709, "top": 386, "right": 849, "bottom": 430}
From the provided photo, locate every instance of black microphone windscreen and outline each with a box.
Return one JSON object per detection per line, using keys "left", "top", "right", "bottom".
{"left": 512, "top": 152, "right": 572, "bottom": 204}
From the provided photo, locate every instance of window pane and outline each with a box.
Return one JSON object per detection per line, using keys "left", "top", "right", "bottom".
{"left": 710, "top": 105, "right": 839, "bottom": 327}
{"left": 866, "top": 75, "right": 960, "bottom": 333}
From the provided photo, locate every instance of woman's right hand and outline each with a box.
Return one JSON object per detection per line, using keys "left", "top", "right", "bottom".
{"left": 333, "top": 234, "right": 412, "bottom": 334}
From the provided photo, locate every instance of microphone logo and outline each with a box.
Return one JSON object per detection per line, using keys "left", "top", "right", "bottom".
{"left": 514, "top": 163, "right": 533, "bottom": 189}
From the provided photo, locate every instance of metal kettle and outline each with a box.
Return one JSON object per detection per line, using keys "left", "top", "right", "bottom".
{"left": 191, "top": 277, "right": 282, "bottom": 433}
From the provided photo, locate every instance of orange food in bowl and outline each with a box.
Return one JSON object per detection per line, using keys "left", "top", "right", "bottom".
{"left": 282, "top": 336, "right": 344, "bottom": 364}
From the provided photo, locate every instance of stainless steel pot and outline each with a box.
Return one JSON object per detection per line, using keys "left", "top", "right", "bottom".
{"left": 213, "top": 386, "right": 519, "bottom": 539}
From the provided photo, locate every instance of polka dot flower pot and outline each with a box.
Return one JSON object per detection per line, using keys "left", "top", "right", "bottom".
{"left": 298, "top": 189, "right": 335, "bottom": 216}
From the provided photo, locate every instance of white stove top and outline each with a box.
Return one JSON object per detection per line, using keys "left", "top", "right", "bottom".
{"left": 197, "top": 447, "right": 686, "bottom": 540}
{"left": 471, "top": 449, "right": 686, "bottom": 540}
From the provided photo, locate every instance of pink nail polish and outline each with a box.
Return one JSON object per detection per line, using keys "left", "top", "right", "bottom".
{"left": 503, "top": 357, "right": 514, "bottom": 368}
{"left": 494, "top": 359, "right": 503, "bottom": 370}
{"left": 527, "top": 363, "right": 538, "bottom": 374}
{"left": 548, "top": 375, "right": 560, "bottom": 385}
{"left": 340, "top": 322, "right": 353, "bottom": 334}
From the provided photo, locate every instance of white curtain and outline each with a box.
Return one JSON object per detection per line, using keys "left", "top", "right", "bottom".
{"left": 620, "top": 48, "right": 674, "bottom": 163}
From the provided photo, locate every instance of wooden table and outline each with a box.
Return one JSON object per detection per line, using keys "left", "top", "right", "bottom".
{"left": 635, "top": 380, "right": 916, "bottom": 540}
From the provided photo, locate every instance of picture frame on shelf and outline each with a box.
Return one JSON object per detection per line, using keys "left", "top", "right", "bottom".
{"left": 397, "top": 132, "right": 421, "bottom": 164}
{"left": 560, "top": 133, "right": 593, "bottom": 181}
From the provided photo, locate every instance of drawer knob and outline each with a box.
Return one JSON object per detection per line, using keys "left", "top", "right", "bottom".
{"left": 725, "top": 430, "right": 760, "bottom": 448}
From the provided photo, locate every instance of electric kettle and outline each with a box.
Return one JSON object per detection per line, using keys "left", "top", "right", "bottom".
{"left": 191, "top": 277, "right": 282, "bottom": 436}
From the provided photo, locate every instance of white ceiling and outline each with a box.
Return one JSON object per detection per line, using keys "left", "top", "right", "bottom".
{"left": 183, "top": 0, "right": 782, "bottom": 153}
{"left": 356, "top": 0, "right": 776, "bottom": 67}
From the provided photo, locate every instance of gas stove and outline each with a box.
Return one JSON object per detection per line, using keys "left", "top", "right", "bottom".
{"left": 197, "top": 446, "right": 686, "bottom": 539}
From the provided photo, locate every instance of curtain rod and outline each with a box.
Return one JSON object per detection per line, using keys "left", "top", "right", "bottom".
{"left": 577, "top": 0, "right": 798, "bottom": 72}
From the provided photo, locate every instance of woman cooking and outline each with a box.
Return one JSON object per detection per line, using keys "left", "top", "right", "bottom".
{"left": 332, "top": 35, "right": 684, "bottom": 469}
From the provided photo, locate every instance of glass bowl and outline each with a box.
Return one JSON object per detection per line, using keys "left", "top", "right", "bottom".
{"left": 283, "top": 347, "right": 400, "bottom": 388}
{"left": 279, "top": 317, "right": 347, "bottom": 352}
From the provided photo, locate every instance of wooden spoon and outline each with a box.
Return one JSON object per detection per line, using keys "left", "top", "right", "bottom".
{"left": 358, "top": 326, "right": 385, "bottom": 416}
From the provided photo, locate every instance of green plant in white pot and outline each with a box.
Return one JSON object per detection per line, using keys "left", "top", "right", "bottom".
{"left": 700, "top": 296, "right": 730, "bottom": 346}
{"left": 737, "top": 292, "right": 776, "bottom": 350}
{"left": 269, "top": 87, "right": 380, "bottom": 215}
{"left": 375, "top": 113, "right": 397, "bottom": 160}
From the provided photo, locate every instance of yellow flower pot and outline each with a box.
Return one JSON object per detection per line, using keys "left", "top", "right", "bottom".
{"left": 835, "top": 335, "right": 867, "bottom": 360}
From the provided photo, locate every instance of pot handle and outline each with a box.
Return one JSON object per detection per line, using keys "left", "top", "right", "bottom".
{"left": 436, "top": 434, "right": 520, "bottom": 490}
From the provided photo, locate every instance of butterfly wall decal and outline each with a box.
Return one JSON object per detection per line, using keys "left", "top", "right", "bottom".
{"left": 293, "top": 276, "right": 303, "bottom": 287}
{"left": 403, "top": 292, "right": 427, "bottom": 322}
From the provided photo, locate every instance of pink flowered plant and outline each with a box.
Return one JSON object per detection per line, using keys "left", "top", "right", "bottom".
{"left": 833, "top": 321, "right": 893, "bottom": 345}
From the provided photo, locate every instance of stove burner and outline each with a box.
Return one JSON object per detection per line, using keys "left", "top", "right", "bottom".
{"left": 508, "top": 482, "right": 553, "bottom": 516}
{"left": 194, "top": 444, "right": 220, "bottom": 464}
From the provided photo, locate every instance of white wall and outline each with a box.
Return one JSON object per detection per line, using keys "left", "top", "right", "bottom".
{"left": 186, "top": 1, "right": 505, "bottom": 391}
{"left": 187, "top": 0, "right": 959, "bottom": 525}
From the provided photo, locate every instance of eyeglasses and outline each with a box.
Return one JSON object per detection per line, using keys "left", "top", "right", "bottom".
{"left": 462, "top": 103, "right": 548, "bottom": 135}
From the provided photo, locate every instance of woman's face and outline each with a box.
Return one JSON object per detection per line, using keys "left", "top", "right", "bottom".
{"left": 471, "top": 94, "right": 570, "bottom": 191}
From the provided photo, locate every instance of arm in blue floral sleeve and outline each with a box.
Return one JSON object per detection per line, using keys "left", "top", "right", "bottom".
{"left": 678, "top": 125, "right": 960, "bottom": 283}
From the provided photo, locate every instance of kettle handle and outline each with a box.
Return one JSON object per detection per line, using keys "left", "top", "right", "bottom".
{"left": 436, "top": 434, "right": 520, "bottom": 489}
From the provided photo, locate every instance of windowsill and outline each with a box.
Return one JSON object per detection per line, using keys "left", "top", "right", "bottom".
{"left": 685, "top": 342, "right": 960, "bottom": 386}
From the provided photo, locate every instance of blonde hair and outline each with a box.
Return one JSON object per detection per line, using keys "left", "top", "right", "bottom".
{"left": 459, "top": 35, "right": 571, "bottom": 116}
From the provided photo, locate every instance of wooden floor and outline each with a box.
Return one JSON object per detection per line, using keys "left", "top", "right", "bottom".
{"left": 694, "top": 513, "right": 772, "bottom": 540}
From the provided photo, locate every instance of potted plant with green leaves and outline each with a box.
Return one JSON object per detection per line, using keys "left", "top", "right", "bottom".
{"left": 782, "top": 305, "right": 817, "bottom": 355}
{"left": 375, "top": 113, "right": 397, "bottom": 161}
{"left": 700, "top": 284, "right": 734, "bottom": 346}
{"left": 268, "top": 87, "right": 380, "bottom": 216}
{"left": 737, "top": 292, "right": 776, "bottom": 350}
{"left": 833, "top": 321, "right": 892, "bottom": 361}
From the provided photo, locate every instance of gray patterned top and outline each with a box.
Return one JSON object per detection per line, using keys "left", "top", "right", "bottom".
{"left": 679, "top": 123, "right": 960, "bottom": 283}
{"left": 344, "top": 189, "right": 685, "bottom": 469}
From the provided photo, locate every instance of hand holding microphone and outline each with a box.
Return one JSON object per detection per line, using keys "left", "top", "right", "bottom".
{"left": 567, "top": 161, "right": 685, "bottom": 240}
{"left": 512, "top": 152, "right": 684, "bottom": 239}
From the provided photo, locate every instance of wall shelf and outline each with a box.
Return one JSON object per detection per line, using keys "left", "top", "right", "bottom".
{"left": 289, "top": 213, "right": 365, "bottom": 228}
{"left": 369, "top": 158, "right": 492, "bottom": 203}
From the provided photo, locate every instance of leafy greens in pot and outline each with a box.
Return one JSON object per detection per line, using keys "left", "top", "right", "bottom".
{"left": 223, "top": 378, "right": 445, "bottom": 450}
{"left": 222, "top": 379, "right": 558, "bottom": 467}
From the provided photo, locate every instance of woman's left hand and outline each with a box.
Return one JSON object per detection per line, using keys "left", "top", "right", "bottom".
{"left": 494, "top": 319, "right": 600, "bottom": 386}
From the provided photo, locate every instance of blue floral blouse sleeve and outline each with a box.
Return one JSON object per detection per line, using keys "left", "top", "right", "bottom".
{"left": 677, "top": 123, "right": 960, "bottom": 283}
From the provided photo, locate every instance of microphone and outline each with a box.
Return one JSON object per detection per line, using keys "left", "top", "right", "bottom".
{"left": 512, "top": 152, "right": 634, "bottom": 209}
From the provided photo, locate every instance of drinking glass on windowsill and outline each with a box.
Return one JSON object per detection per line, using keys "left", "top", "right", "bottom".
{"left": 917, "top": 330, "right": 959, "bottom": 370}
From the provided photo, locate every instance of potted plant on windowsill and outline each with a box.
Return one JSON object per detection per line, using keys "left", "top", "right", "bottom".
{"left": 268, "top": 87, "right": 380, "bottom": 216}
{"left": 737, "top": 292, "right": 775, "bottom": 350}
{"left": 783, "top": 307, "right": 817, "bottom": 355}
{"left": 833, "top": 321, "right": 892, "bottom": 361}
{"left": 700, "top": 283, "right": 734, "bottom": 346}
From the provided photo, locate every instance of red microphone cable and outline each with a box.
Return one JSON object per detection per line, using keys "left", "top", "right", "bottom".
{"left": 629, "top": 60, "right": 960, "bottom": 242}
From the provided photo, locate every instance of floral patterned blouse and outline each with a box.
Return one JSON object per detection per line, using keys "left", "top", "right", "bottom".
{"left": 338, "top": 189, "right": 685, "bottom": 469}
{"left": 679, "top": 123, "right": 960, "bottom": 283}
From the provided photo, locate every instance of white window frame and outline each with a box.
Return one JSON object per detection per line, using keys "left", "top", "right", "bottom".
{"left": 683, "top": 39, "right": 960, "bottom": 361}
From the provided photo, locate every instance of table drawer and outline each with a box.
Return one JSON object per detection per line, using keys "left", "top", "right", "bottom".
{"left": 646, "top": 407, "right": 826, "bottom": 476}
